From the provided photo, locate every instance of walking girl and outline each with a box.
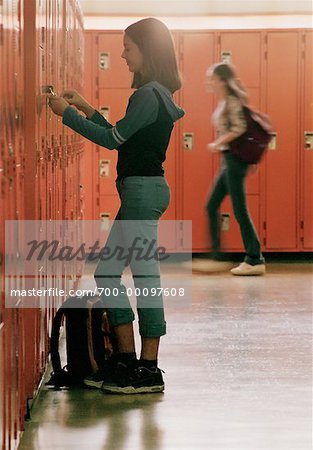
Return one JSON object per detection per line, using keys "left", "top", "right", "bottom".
{"left": 206, "top": 62, "right": 265, "bottom": 276}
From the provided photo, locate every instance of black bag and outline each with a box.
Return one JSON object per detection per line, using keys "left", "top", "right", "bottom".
{"left": 229, "top": 106, "right": 273, "bottom": 164}
{"left": 46, "top": 295, "right": 116, "bottom": 387}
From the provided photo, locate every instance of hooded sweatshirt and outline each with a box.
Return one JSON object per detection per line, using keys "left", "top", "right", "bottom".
{"left": 62, "top": 81, "right": 185, "bottom": 180}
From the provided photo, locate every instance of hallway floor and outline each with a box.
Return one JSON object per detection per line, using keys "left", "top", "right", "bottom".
{"left": 18, "top": 262, "right": 312, "bottom": 450}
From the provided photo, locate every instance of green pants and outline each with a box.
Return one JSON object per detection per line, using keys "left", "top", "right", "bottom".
{"left": 206, "top": 152, "right": 264, "bottom": 265}
{"left": 94, "top": 176, "right": 170, "bottom": 338}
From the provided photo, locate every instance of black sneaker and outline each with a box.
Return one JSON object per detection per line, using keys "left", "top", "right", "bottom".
{"left": 84, "top": 370, "right": 111, "bottom": 389}
{"left": 84, "top": 357, "right": 132, "bottom": 389}
{"left": 101, "top": 366, "right": 165, "bottom": 395}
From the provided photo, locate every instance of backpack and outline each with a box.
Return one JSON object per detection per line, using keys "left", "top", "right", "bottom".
{"left": 229, "top": 106, "right": 274, "bottom": 164}
{"left": 46, "top": 295, "right": 116, "bottom": 387}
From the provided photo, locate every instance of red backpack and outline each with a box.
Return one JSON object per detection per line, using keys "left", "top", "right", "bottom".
{"left": 229, "top": 106, "right": 274, "bottom": 164}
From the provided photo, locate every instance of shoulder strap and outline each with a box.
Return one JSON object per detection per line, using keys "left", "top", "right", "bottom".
{"left": 86, "top": 297, "right": 102, "bottom": 373}
{"left": 49, "top": 296, "right": 80, "bottom": 373}
{"left": 50, "top": 305, "right": 66, "bottom": 374}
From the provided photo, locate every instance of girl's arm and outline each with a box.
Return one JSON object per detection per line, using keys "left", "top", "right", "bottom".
{"left": 62, "top": 87, "right": 159, "bottom": 150}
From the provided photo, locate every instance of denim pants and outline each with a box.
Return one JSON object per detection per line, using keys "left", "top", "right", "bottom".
{"left": 206, "top": 152, "right": 264, "bottom": 265}
{"left": 94, "top": 176, "right": 170, "bottom": 338}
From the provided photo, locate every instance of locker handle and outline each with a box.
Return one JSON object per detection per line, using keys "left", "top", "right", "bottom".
{"left": 183, "top": 133, "right": 194, "bottom": 151}
{"left": 268, "top": 132, "right": 277, "bottom": 150}
{"left": 41, "top": 85, "right": 57, "bottom": 96}
{"left": 304, "top": 131, "right": 313, "bottom": 150}
{"left": 99, "top": 52, "right": 110, "bottom": 70}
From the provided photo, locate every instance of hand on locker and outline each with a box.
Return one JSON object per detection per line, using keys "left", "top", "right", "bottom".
{"left": 48, "top": 95, "right": 70, "bottom": 116}
{"left": 61, "top": 90, "right": 96, "bottom": 118}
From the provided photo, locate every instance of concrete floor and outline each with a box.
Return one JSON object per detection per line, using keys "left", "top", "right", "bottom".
{"left": 18, "top": 262, "right": 312, "bottom": 450}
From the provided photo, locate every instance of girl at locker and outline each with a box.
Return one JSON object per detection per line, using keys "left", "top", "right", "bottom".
{"left": 48, "top": 17, "right": 184, "bottom": 394}
{"left": 205, "top": 62, "right": 265, "bottom": 276}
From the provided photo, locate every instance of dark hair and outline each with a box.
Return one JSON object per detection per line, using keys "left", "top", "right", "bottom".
{"left": 125, "top": 18, "right": 182, "bottom": 93}
{"left": 211, "top": 62, "right": 249, "bottom": 105}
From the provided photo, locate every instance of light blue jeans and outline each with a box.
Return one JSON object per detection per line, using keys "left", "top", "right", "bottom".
{"left": 94, "top": 176, "right": 170, "bottom": 338}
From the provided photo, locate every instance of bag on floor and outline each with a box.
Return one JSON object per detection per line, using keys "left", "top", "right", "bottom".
{"left": 229, "top": 106, "right": 274, "bottom": 164}
{"left": 46, "top": 295, "right": 116, "bottom": 387}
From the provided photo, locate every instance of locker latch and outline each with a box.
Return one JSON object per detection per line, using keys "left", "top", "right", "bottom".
{"left": 99, "top": 106, "right": 110, "bottom": 121}
{"left": 304, "top": 132, "right": 313, "bottom": 150}
{"left": 100, "top": 160, "right": 110, "bottom": 177}
{"left": 42, "top": 85, "right": 57, "bottom": 96}
{"left": 99, "top": 52, "right": 110, "bottom": 70}
{"left": 268, "top": 132, "right": 277, "bottom": 150}
{"left": 100, "top": 213, "right": 110, "bottom": 231}
{"left": 221, "top": 213, "right": 230, "bottom": 231}
{"left": 183, "top": 133, "right": 194, "bottom": 151}
{"left": 221, "top": 51, "right": 232, "bottom": 63}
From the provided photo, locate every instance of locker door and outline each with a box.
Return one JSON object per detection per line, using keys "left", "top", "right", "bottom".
{"left": 98, "top": 32, "right": 132, "bottom": 89}
{"left": 217, "top": 31, "right": 263, "bottom": 252}
{"left": 181, "top": 32, "right": 215, "bottom": 251}
{"left": 161, "top": 126, "right": 177, "bottom": 220}
{"left": 218, "top": 31, "right": 262, "bottom": 196}
{"left": 162, "top": 32, "right": 180, "bottom": 221}
{"left": 99, "top": 195, "right": 120, "bottom": 224}
{"left": 98, "top": 88, "right": 133, "bottom": 196}
{"left": 264, "top": 32, "right": 299, "bottom": 250}
{"left": 219, "top": 31, "right": 261, "bottom": 87}
{"left": 302, "top": 31, "right": 313, "bottom": 249}
{"left": 81, "top": 32, "right": 95, "bottom": 220}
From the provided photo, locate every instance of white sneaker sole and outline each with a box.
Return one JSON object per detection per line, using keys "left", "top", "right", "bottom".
{"left": 102, "top": 384, "right": 164, "bottom": 395}
{"left": 230, "top": 268, "right": 266, "bottom": 276}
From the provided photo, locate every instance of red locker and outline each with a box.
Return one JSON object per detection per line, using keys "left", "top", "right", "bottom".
{"left": 99, "top": 195, "right": 120, "bottom": 224}
{"left": 212, "top": 31, "right": 264, "bottom": 252}
{"left": 98, "top": 88, "right": 133, "bottom": 196}
{"left": 161, "top": 127, "right": 178, "bottom": 221}
{"left": 79, "top": 34, "right": 95, "bottom": 220}
{"left": 264, "top": 31, "right": 300, "bottom": 250}
{"left": 162, "top": 32, "right": 180, "bottom": 221}
{"left": 180, "top": 32, "right": 216, "bottom": 250}
{"left": 219, "top": 31, "right": 262, "bottom": 88}
{"left": 95, "top": 32, "right": 133, "bottom": 220}
{"left": 302, "top": 30, "right": 313, "bottom": 250}
{"left": 98, "top": 32, "right": 132, "bottom": 89}
{"left": 217, "top": 31, "right": 262, "bottom": 197}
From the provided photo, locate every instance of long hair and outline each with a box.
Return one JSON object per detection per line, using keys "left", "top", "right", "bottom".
{"left": 125, "top": 18, "right": 182, "bottom": 93}
{"left": 211, "top": 62, "right": 249, "bottom": 105}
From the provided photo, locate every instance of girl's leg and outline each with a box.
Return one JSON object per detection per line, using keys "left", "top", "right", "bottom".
{"left": 123, "top": 178, "right": 169, "bottom": 356}
{"left": 94, "top": 212, "right": 135, "bottom": 332}
{"left": 225, "top": 154, "right": 264, "bottom": 265}
{"left": 141, "top": 337, "right": 160, "bottom": 360}
{"left": 101, "top": 177, "right": 169, "bottom": 393}
{"left": 206, "top": 166, "right": 228, "bottom": 257}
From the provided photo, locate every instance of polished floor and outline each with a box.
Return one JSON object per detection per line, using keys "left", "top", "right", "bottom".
{"left": 18, "top": 262, "right": 312, "bottom": 450}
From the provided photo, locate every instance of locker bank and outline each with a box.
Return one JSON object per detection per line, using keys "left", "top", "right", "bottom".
{"left": 0, "top": 1, "right": 312, "bottom": 449}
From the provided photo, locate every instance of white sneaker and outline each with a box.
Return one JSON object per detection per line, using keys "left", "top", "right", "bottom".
{"left": 230, "top": 262, "right": 265, "bottom": 276}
